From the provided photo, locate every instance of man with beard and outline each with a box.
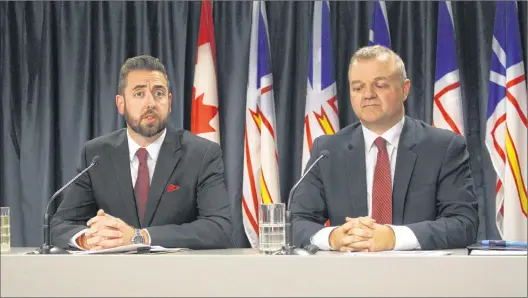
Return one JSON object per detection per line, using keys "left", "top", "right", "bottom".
{"left": 50, "top": 55, "right": 232, "bottom": 250}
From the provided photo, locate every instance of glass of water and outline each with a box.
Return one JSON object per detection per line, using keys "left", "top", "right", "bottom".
{"left": 258, "top": 203, "right": 285, "bottom": 254}
{"left": 1, "top": 207, "right": 10, "bottom": 254}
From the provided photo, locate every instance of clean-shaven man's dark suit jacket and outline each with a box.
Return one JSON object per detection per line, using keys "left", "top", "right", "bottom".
{"left": 51, "top": 126, "right": 232, "bottom": 249}
{"left": 291, "top": 116, "right": 479, "bottom": 250}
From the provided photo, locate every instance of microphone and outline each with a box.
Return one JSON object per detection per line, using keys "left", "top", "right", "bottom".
{"left": 276, "top": 150, "right": 329, "bottom": 255}
{"left": 294, "top": 244, "right": 320, "bottom": 255}
{"left": 32, "top": 155, "right": 100, "bottom": 254}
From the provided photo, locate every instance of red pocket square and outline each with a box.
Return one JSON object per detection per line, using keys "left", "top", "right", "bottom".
{"left": 167, "top": 184, "right": 180, "bottom": 192}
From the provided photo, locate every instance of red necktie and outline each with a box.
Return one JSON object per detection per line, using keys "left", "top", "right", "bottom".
{"left": 371, "top": 137, "right": 392, "bottom": 224}
{"left": 134, "top": 148, "right": 149, "bottom": 221}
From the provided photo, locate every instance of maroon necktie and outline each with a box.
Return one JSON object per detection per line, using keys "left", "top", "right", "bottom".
{"left": 371, "top": 137, "right": 392, "bottom": 224}
{"left": 134, "top": 148, "right": 149, "bottom": 221}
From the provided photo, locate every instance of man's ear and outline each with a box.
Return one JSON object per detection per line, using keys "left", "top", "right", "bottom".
{"left": 168, "top": 92, "right": 172, "bottom": 114}
{"left": 402, "top": 79, "right": 411, "bottom": 102}
{"left": 116, "top": 95, "right": 125, "bottom": 115}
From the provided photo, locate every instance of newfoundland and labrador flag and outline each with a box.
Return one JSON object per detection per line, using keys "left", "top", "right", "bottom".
{"left": 485, "top": 1, "right": 527, "bottom": 241}
{"left": 433, "top": 1, "right": 465, "bottom": 135}
{"left": 302, "top": 0, "right": 339, "bottom": 173}
{"left": 368, "top": 1, "right": 390, "bottom": 48}
{"left": 242, "top": 1, "right": 281, "bottom": 248}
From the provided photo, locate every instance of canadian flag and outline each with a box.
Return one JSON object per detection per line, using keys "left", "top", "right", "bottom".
{"left": 191, "top": 0, "right": 220, "bottom": 144}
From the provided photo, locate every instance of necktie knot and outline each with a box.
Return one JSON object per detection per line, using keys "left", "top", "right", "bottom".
{"left": 374, "top": 137, "right": 387, "bottom": 151}
{"left": 136, "top": 148, "right": 148, "bottom": 164}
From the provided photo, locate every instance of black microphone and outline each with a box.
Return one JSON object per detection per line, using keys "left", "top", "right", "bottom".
{"left": 33, "top": 155, "right": 100, "bottom": 254}
{"left": 300, "top": 244, "right": 320, "bottom": 255}
{"left": 276, "top": 150, "right": 329, "bottom": 255}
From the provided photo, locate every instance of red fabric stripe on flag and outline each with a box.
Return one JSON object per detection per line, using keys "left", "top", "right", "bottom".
{"left": 242, "top": 196, "right": 259, "bottom": 235}
{"left": 244, "top": 130, "right": 260, "bottom": 216}
{"left": 434, "top": 82, "right": 462, "bottom": 134}
{"left": 505, "top": 75, "right": 527, "bottom": 126}
{"left": 304, "top": 116, "right": 313, "bottom": 150}
{"left": 491, "top": 114, "right": 507, "bottom": 162}
{"left": 261, "top": 85, "right": 272, "bottom": 95}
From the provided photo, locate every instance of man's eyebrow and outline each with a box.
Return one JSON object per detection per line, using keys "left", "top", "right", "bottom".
{"left": 373, "top": 76, "right": 389, "bottom": 81}
{"left": 132, "top": 84, "right": 147, "bottom": 90}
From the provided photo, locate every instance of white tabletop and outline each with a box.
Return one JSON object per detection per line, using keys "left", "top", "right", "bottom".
{"left": 2, "top": 248, "right": 526, "bottom": 297}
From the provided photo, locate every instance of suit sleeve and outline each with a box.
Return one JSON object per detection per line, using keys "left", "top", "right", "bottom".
{"left": 290, "top": 137, "right": 329, "bottom": 248}
{"left": 406, "top": 134, "right": 479, "bottom": 249}
{"left": 145, "top": 142, "right": 233, "bottom": 249}
{"left": 50, "top": 146, "right": 98, "bottom": 249}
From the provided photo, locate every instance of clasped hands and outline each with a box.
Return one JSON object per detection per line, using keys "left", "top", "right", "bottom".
{"left": 329, "top": 217, "right": 396, "bottom": 252}
{"left": 78, "top": 209, "right": 138, "bottom": 251}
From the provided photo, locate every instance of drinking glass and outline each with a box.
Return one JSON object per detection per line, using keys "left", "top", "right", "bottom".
{"left": 1, "top": 207, "right": 10, "bottom": 254}
{"left": 258, "top": 203, "right": 285, "bottom": 254}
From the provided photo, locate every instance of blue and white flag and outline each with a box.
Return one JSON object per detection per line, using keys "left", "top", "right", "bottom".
{"left": 433, "top": 1, "right": 465, "bottom": 135}
{"left": 485, "top": 1, "right": 527, "bottom": 241}
{"left": 242, "top": 1, "right": 281, "bottom": 248}
{"left": 302, "top": 0, "right": 339, "bottom": 173}
{"left": 369, "top": 1, "right": 391, "bottom": 48}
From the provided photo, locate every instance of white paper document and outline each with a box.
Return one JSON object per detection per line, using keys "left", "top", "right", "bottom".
{"left": 68, "top": 244, "right": 188, "bottom": 255}
{"left": 345, "top": 250, "right": 452, "bottom": 256}
{"left": 470, "top": 250, "right": 527, "bottom": 256}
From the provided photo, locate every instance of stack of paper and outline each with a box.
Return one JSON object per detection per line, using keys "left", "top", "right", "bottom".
{"left": 68, "top": 244, "right": 188, "bottom": 255}
{"left": 345, "top": 251, "right": 452, "bottom": 256}
{"left": 469, "top": 250, "right": 527, "bottom": 256}
{"left": 467, "top": 241, "right": 527, "bottom": 256}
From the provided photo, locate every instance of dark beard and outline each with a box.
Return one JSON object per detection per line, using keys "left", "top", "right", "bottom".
{"left": 124, "top": 106, "right": 167, "bottom": 138}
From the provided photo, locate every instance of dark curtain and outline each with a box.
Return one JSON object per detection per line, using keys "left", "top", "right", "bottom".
{"left": 1, "top": 1, "right": 526, "bottom": 248}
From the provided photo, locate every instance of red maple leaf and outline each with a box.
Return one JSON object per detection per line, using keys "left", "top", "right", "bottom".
{"left": 191, "top": 87, "right": 218, "bottom": 134}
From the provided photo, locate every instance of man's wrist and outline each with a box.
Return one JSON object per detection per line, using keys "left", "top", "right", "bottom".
{"left": 385, "top": 225, "right": 396, "bottom": 250}
{"left": 328, "top": 227, "right": 339, "bottom": 250}
{"left": 141, "top": 229, "right": 150, "bottom": 245}
{"left": 77, "top": 233, "right": 88, "bottom": 249}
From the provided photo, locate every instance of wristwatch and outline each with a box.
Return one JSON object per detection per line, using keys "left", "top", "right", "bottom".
{"left": 131, "top": 229, "right": 145, "bottom": 244}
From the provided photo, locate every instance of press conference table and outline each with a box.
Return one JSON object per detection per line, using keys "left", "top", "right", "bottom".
{"left": 1, "top": 248, "right": 526, "bottom": 297}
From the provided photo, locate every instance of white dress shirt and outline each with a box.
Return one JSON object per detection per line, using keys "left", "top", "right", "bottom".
{"left": 311, "top": 117, "right": 421, "bottom": 251}
{"left": 127, "top": 128, "right": 166, "bottom": 186}
{"left": 69, "top": 128, "right": 167, "bottom": 249}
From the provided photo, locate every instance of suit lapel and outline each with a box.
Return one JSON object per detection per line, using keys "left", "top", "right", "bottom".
{"left": 143, "top": 127, "right": 183, "bottom": 227}
{"left": 392, "top": 116, "right": 418, "bottom": 225}
{"left": 110, "top": 130, "right": 141, "bottom": 228}
{"left": 344, "top": 126, "right": 369, "bottom": 217}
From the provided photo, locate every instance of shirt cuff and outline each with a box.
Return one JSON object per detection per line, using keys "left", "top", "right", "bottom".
{"left": 143, "top": 228, "right": 152, "bottom": 245}
{"left": 69, "top": 228, "right": 88, "bottom": 250}
{"left": 388, "top": 225, "right": 421, "bottom": 251}
{"left": 310, "top": 226, "right": 338, "bottom": 251}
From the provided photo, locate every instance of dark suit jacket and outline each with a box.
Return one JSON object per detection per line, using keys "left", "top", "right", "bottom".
{"left": 291, "top": 116, "right": 479, "bottom": 250}
{"left": 51, "top": 126, "right": 232, "bottom": 249}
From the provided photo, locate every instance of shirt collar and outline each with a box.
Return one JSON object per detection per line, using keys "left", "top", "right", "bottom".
{"left": 362, "top": 116, "right": 405, "bottom": 152}
{"left": 127, "top": 128, "right": 167, "bottom": 162}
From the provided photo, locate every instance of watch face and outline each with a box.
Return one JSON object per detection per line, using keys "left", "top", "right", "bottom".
{"left": 133, "top": 231, "right": 145, "bottom": 244}
{"left": 133, "top": 235, "right": 145, "bottom": 244}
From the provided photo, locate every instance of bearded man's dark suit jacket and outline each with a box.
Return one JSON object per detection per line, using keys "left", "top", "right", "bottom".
{"left": 51, "top": 126, "right": 232, "bottom": 249}
{"left": 291, "top": 116, "right": 479, "bottom": 250}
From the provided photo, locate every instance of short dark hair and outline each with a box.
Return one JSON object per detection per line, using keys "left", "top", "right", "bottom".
{"left": 117, "top": 55, "right": 169, "bottom": 95}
